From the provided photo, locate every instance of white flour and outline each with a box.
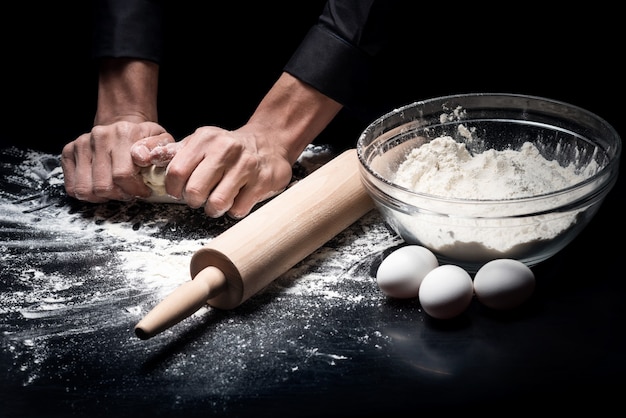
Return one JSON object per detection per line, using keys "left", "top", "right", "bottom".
{"left": 0, "top": 145, "right": 399, "bottom": 394}
{"left": 395, "top": 135, "right": 594, "bottom": 199}
{"left": 391, "top": 128, "right": 599, "bottom": 264}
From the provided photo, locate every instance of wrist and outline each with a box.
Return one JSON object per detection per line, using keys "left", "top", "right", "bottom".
{"left": 95, "top": 58, "right": 159, "bottom": 125}
{"left": 246, "top": 73, "right": 342, "bottom": 164}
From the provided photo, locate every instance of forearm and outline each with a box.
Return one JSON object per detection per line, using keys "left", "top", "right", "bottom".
{"left": 284, "top": 0, "right": 397, "bottom": 119}
{"left": 95, "top": 58, "right": 159, "bottom": 126}
{"left": 243, "top": 72, "right": 343, "bottom": 164}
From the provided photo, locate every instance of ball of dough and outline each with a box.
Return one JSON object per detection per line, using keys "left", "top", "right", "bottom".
{"left": 140, "top": 165, "right": 183, "bottom": 203}
{"left": 141, "top": 165, "right": 167, "bottom": 196}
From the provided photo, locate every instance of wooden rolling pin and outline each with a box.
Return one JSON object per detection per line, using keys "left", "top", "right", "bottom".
{"left": 134, "top": 149, "right": 374, "bottom": 339}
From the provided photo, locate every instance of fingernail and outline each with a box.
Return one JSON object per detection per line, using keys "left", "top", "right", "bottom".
{"left": 132, "top": 144, "right": 150, "bottom": 161}
{"left": 205, "top": 206, "right": 228, "bottom": 218}
{"left": 226, "top": 211, "right": 247, "bottom": 220}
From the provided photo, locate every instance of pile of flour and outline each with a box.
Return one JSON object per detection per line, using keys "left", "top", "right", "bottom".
{"left": 395, "top": 134, "right": 594, "bottom": 199}
{"left": 390, "top": 127, "right": 599, "bottom": 264}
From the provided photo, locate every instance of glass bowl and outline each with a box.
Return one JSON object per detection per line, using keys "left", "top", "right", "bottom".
{"left": 357, "top": 93, "right": 621, "bottom": 272}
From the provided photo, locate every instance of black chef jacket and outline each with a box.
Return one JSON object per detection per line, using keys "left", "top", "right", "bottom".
{"left": 92, "top": 0, "right": 403, "bottom": 122}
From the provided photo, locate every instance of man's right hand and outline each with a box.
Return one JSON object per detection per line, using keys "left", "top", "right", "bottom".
{"left": 61, "top": 121, "right": 175, "bottom": 203}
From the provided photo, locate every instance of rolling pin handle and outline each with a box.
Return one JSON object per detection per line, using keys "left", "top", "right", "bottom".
{"left": 134, "top": 266, "right": 227, "bottom": 340}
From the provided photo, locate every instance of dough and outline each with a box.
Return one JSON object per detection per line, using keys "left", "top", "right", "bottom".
{"left": 141, "top": 165, "right": 167, "bottom": 196}
{"left": 140, "top": 165, "right": 183, "bottom": 203}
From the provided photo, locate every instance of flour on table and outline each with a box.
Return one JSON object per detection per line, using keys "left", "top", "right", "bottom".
{"left": 0, "top": 145, "right": 398, "bottom": 393}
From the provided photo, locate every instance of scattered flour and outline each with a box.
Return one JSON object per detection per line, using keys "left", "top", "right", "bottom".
{"left": 0, "top": 145, "right": 397, "bottom": 393}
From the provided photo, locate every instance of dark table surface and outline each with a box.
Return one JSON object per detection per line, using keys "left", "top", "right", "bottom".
{"left": 1, "top": 145, "right": 624, "bottom": 418}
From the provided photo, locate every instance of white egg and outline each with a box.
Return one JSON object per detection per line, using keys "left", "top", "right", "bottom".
{"left": 376, "top": 245, "right": 439, "bottom": 299}
{"left": 473, "top": 259, "right": 535, "bottom": 310}
{"left": 418, "top": 265, "right": 473, "bottom": 319}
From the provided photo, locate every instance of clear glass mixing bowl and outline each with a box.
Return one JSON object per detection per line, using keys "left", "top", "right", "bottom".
{"left": 357, "top": 93, "right": 621, "bottom": 272}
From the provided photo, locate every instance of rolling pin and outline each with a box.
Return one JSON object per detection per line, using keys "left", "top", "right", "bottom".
{"left": 134, "top": 149, "right": 374, "bottom": 339}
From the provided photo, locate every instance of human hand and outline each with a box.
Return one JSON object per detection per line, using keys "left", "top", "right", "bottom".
{"left": 133, "top": 125, "right": 294, "bottom": 219}
{"left": 61, "top": 121, "right": 175, "bottom": 202}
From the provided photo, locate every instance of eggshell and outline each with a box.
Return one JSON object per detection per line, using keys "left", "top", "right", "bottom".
{"left": 376, "top": 245, "right": 439, "bottom": 298}
{"left": 473, "top": 259, "right": 535, "bottom": 310}
{"left": 418, "top": 265, "right": 473, "bottom": 319}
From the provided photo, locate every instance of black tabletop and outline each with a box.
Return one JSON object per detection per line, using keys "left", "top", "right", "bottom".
{"left": 1, "top": 146, "right": 624, "bottom": 418}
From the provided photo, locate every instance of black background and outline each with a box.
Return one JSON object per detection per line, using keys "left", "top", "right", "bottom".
{"left": 1, "top": 3, "right": 625, "bottom": 417}
{"left": 2, "top": 2, "right": 623, "bottom": 156}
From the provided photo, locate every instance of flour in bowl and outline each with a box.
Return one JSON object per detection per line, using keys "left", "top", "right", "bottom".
{"left": 388, "top": 129, "right": 600, "bottom": 267}
{"left": 394, "top": 135, "right": 594, "bottom": 199}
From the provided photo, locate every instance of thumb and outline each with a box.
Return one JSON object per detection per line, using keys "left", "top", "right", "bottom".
{"left": 131, "top": 133, "right": 175, "bottom": 167}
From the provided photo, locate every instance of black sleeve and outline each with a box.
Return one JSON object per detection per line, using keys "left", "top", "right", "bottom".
{"left": 92, "top": 0, "right": 165, "bottom": 63}
{"left": 283, "top": 0, "right": 398, "bottom": 114}
{"left": 92, "top": 0, "right": 400, "bottom": 116}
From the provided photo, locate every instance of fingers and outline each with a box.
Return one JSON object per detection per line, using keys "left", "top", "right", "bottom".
{"left": 60, "top": 132, "right": 109, "bottom": 203}
{"left": 162, "top": 128, "right": 246, "bottom": 213}
{"left": 202, "top": 166, "right": 243, "bottom": 218}
{"left": 90, "top": 126, "right": 136, "bottom": 201}
{"left": 61, "top": 135, "right": 90, "bottom": 200}
{"left": 204, "top": 153, "right": 263, "bottom": 219}
{"left": 170, "top": 149, "right": 291, "bottom": 219}
{"left": 164, "top": 144, "right": 221, "bottom": 207}
{"left": 149, "top": 142, "right": 182, "bottom": 167}
{"left": 61, "top": 121, "right": 171, "bottom": 203}
{"left": 224, "top": 159, "right": 292, "bottom": 219}
{"left": 130, "top": 141, "right": 152, "bottom": 166}
{"left": 131, "top": 132, "right": 177, "bottom": 167}
{"left": 160, "top": 127, "right": 295, "bottom": 219}
{"left": 227, "top": 185, "right": 286, "bottom": 219}
{"left": 174, "top": 157, "right": 249, "bottom": 218}
{"left": 158, "top": 150, "right": 229, "bottom": 214}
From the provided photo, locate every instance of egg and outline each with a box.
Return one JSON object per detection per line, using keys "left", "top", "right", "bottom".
{"left": 418, "top": 265, "right": 473, "bottom": 319}
{"left": 376, "top": 245, "right": 439, "bottom": 298}
{"left": 473, "top": 259, "right": 535, "bottom": 310}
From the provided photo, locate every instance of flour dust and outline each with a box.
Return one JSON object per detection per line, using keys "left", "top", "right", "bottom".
{"left": 0, "top": 145, "right": 400, "bottom": 397}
